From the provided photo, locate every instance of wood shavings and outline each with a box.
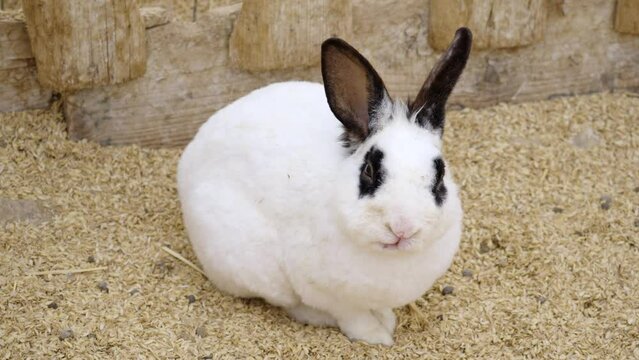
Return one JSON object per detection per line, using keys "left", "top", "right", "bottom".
{"left": 1, "top": 93, "right": 638, "bottom": 358}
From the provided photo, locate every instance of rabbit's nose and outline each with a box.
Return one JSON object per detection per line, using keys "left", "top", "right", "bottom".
{"left": 387, "top": 218, "right": 419, "bottom": 240}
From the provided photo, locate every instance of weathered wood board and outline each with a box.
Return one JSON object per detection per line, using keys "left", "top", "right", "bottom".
{"left": 0, "top": 11, "right": 51, "bottom": 112}
{"left": 229, "top": 0, "right": 352, "bottom": 71}
{"left": 0, "top": 0, "right": 21, "bottom": 10}
{"left": 5, "top": 0, "right": 639, "bottom": 147}
{"left": 62, "top": 0, "right": 639, "bottom": 147}
{"left": 64, "top": 4, "right": 296, "bottom": 146}
{"left": 0, "top": 6, "right": 167, "bottom": 113}
{"left": 429, "top": 0, "right": 547, "bottom": 50}
{"left": 22, "top": 0, "right": 147, "bottom": 92}
{"left": 140, "top": 6, "right": 170, "bottom": 28}
{"left": 615, "top": 0, "right": 639, "bottom": 34}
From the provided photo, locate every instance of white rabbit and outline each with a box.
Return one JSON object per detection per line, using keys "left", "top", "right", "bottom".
{"left": 177, "top": 28, "right": 472, "bottom": 346}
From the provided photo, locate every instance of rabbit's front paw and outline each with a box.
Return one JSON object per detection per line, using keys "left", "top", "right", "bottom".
{"left": 372, "top": 308, "right": 396, "bottom": 333}
{"left": 337, "top": 311, "right": 394, "bottom": 346}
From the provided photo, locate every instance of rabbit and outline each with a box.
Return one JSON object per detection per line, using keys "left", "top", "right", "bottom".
{"left": 177, "top": 28, "right": 472, "bottom": 346}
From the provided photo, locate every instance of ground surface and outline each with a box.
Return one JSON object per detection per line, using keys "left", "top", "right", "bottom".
{"left": 1, "top": 93, "right": 638, "bottom": 359}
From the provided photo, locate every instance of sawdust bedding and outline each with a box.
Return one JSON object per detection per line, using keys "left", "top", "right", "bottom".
{"left": 0, "top": 93, "right": 638, "bottom": 359}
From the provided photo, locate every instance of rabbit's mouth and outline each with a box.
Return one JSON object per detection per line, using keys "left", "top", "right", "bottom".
{"left": 380, "top": 237, "right": 415, "bottom": 251}
{"left": 379, "top": 226, "right": 421, "bottom": 251}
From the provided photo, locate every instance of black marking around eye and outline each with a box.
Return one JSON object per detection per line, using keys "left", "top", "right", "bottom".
{"left": 432, "top": 157, "right": 447, "bottom": 206}
{"left": 358, "top": 146, "right": 385, "bottom": 198}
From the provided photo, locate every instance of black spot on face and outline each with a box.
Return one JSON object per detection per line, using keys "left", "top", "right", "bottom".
{"left": 359, "top": 147, "right": 385, "bottom": 198}
{"left": 432, "top": 157, "right": 447, "bottom": 206}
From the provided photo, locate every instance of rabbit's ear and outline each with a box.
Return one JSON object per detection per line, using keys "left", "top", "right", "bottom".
{"left": 322, "top": 38, "right": 389, "bottom": 144}
{"left": 409, "top": 28, "right": 472, "bottom": 133}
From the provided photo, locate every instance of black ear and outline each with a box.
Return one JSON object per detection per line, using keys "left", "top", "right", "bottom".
{"left": 410, "top": 27, "right": 472, "bottom": 132}
{"left": 321, "top": 38, "right": 389, "bottom": 145}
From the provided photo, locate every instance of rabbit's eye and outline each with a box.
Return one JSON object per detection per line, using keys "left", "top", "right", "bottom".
{"left": 358, "top": 146, "right": 385, "bottom": 198}
{"left": 363, "top": 162, "right": 374, "bottom": 181}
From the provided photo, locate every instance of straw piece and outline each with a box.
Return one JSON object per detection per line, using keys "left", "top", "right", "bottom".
{"left": 27, "top": 266, "right": 107, "bottom": 276}
{"left": 161, "top": 246, "right": 206, "bottom": 276}
{"left": 408, "top": 302, "right": 428, "bottom": 324}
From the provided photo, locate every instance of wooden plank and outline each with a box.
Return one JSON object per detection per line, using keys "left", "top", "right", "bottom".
{"left": 0, "top": 0, "right": 21, "bottom": 10}
{"left": 22, "top": 0, "right": 147, "bottom": 92}
{"left": 615, "top": 0, "right": 639, "bottom": 34}
{"left": 63, "top": 0, "right": 639, "bottom": 147}
{"left": 429, "top": 0, "right": 547, "bottom": 50}
{"left": 0, "top": 12, "right": 51, "bottom": 112}
{"left": 64, "top": 4, "right": 294, "bottom": 147}
{"left": 362, "top": 0, "right": 639, "bottom": 107}
{"left": 229, "top": 0, "right": 352, "bottom": 72}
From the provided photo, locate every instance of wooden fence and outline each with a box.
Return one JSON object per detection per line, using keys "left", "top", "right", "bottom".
{"left": 0, "top": 0, "right": 638, "bottom": 147}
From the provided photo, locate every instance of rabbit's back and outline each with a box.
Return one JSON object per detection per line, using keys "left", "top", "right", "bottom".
{"left": 179, "top": 81, "right": 344, "bottom": 209}
{"left": 177, "top": 81, "right": 344, "bottom": 303}
{"left": 180, "top": 82, "right": 341, "bottom": 190}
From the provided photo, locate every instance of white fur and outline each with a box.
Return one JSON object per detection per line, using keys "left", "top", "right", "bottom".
{"left": 177, "top": 81, "right": 463, "bottom": 346}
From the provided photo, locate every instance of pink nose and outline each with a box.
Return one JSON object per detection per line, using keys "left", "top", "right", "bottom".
{"left": 389, "top": 218, "right": 418, "bottom": 240}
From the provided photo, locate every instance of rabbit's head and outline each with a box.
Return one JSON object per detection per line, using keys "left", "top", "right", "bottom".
{"left": 322, "top": 28, "right": 472, "bottom": 253}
